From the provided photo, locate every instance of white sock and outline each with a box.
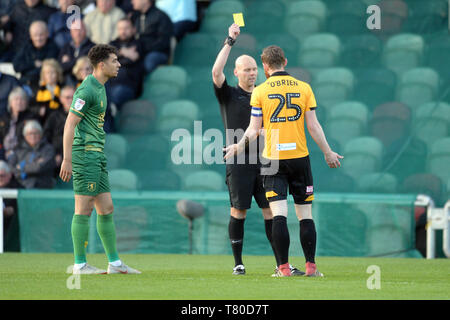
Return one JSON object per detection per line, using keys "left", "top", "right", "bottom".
{"left": 109, "top": 260, "right": 122, "bottom": 267}
{"left": 74, "top": 263, "right": 86, "bottom": 269}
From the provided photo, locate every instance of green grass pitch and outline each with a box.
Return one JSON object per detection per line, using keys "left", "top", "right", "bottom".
{"left": 0, "top": 253, "right": 449, "bottom": 300}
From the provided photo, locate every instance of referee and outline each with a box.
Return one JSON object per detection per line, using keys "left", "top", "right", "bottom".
{"left": 212, "top": 24, "right": 303, "bottom": 276}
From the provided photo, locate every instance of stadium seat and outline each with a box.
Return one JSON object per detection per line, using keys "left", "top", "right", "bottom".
{"left": 284, "top": 0, "right": 327, "bottom": 40}
{"left": 325, "top": 101, "right": 369, "bottom": 147}
{"left": 367, "top": 224, "right": 409, "bottom": 256}
{"left": 183, "top": 170, "right": 224, "bottom": 191}
{"left": 104, "top": 133, "right": 128, "bottom": 169}
{"left": 316, "top": 171, "right": 356, "bottom": 193}
{"left": 353, "top": 68, "right": 397, "bottom": 110}
{"left": 414, "top": 102, "right": 450, "bottom": 149}
{"left": 118, "top": 99, "right": 156, "bottom": 135}
{"left": 169, "top": 133, "right": 208, "bottom": 179}
{"left": 174, "top": 33, "right": 218, "bottom": 67}
{"left": 200, "top": 0, "right": 245, "bottom": 34}
{"left": 426, "top": 33, "right": 450, "bottom": 81}
{"left": 371, "top": 0, "right": 409, "bottom": 40}
{"left": 258, "top": 33, "right": 299, "bottom": 63}
{"left": 428, "top": 137, "right": 450, "bottom": 184}
{"left": 246, "top": 0, "right": 286, "bottom": 36}
{"left": 226, "top": 33, "right": 258, "bottom": 67}
{"left": 141, "top": 65, "right": 187, "bottom": 105}
{"left": 370, "top": 102, "right": 411, "bottom": 149}
{"left": 297, "top": 33, "right": 341, "bottom": 69}
{"left": 313, "top": 68, "right": 354, "bottom": 109}
{"left": 326, "top": 0, "right": 368, "bottom": 35}
{"left": 157, "top": 100, "right": 200, "bottom": 134}
{"left": 342, "top": 136, "right": 384, "bottom": 180}
{"left": 184, "top": 66, "right": 217, "bottom": 107}
{"left": 382, "top": 33, "right": 424, "bottom": 76}
{"left": 397, "top": 68, "right": 440, "bottom": 110}
{"left": 357, "top": 172, "right": 398, "bottom": 193}
{"left": 340, "top": 34, "right": 382, "bottom": 68}
{"left": 401, "top": 173, "right": 444, "bottom": 205}
{"left": 139, "top": 169, "right": 182, "bottom": 191}
{"left": 285, "top": 67, "right": 311, "bottom": 84}
{"left": 384, "top": 137, "right": 428, "bottom": 181}
{"left": 403, "top": 0, "right": 448, "bottom": 34}
{"left": 109, "top": 169, "right": 139, "bottom": 191}
{"left": 126, "top": 134, "right": 171, "bottom": 172}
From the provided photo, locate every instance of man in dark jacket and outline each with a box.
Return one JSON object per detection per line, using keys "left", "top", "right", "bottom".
{"left": 12, "top": 20, "right": 59, "bottom": 86}
{"left": 0, "top": 72, "right": 21, "bottom": 117}
{"left": 130, "top": 0, "right": 173, "bottom": 74}
{"left": 4, "top": 0, "right": 56, "bottom": 56}
{"left": 8, "top": 119, "right": 55, "bottom": 189}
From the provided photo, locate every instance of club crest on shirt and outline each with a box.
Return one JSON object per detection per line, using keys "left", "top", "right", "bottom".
{"left": 74, "top": 98, "right": 85, "bottom": 111}
{"left": 87, "top": 182, "right": 96, "bottom": 192}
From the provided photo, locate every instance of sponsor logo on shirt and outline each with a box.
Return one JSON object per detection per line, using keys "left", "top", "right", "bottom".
{"left": 74, "top": 98, "right": 85, "bottom": 111}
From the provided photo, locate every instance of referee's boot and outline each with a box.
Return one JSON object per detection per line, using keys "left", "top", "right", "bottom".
{"left": 232, "top": 264, "right": 246, "bottom": 275}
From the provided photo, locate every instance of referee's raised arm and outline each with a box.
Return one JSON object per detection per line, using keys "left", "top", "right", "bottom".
{"left": 212, "top": 24, "right": 240, "bottom": 88}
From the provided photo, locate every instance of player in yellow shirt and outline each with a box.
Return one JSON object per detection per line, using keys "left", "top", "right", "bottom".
{"left": 224, "top": 45, "right": 343, "bottom": 277}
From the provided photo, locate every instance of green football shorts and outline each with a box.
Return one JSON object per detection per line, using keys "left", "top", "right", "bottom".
{"left": 72, "top": 150, "right": 110, "bottom": 196}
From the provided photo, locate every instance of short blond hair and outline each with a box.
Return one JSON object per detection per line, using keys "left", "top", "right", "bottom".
{"left": 40, "top": 58, "right": 64, "bottom": 85}
{"left": 72, "top": 56, "right": 92, "bottom": 79}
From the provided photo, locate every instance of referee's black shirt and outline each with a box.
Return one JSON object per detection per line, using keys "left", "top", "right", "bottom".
{"left": 213, "top": 78, "right": 262, "bottom": 163}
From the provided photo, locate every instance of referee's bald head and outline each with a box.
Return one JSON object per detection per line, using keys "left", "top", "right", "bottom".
{"left": 235, "top": 55, "right": 257, "bottom": 70}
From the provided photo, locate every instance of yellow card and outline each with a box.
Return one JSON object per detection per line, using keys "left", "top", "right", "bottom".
{"left": 233, "top": 13, "right": 245, "bottom": 27}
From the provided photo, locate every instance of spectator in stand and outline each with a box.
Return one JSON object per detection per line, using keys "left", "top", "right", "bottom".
{"left": 108, "top": 18, "right": 143, "bottom": 108}
{"left": 30, "top": 59, "right": 64, "bottom": 124}
{"left": 0, "top": 72, "right": 21, "bottom": 117}
{"left": 58, "top": 18, "right": 95, "bottom": 80}
{"left": 12, "top": 20, "right": 59, "bottom": 86}
{"left": 8, "top": 120, "right": 55, "bottom": 189}
{"left": 0, "top": 87, "right": 39, "bottom": 160}
{"left": 130, "top": 0, "right": 173, "bottom": 74}
{"left": 43, "top": 85, "right": 74, "bottom": 173}
{"left": 0, "top": 0, "right": 16, "bottom": 60}
{"left": 83, "top": 0, "right": 125, "bottom": 44}
{"left": 0, "top": 160, "right": 23, "bottom": 252}
{"left": 156, "top": 0, "right": 197, "bottom": 42}
{"left": 71, "top": 55, "right": 92, "bottom": 87}
{"left": 4, "top": 0, "right": 56, "bottom": 57}
{"left": 48, "top": 0, "right": 78, "bottom": 49}
{"left": 75, "top": 0, "right": 96, "bottom": 14}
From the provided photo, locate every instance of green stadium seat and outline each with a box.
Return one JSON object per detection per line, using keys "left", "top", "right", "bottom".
{"left": 118, "top": 99, "right": 156, "bottom": 135}
{"left": 184, "top": 66, "right": 217, "bottom": 106}
{"left": 372, "top": 0, "right": 408, "bottom": 40}
{"left": 428, "top": 137, "right": 450, "bottom": 184}
{"left": 403, "top": 0, "right": 448, "bottom": 34}
{"left": 313, "top": 68, "right": 354, "bottom": 109}
{"left": 384, "top": 137, "right": 428, "bottom": 181}
{"left": 370, "top": 102, "right": 411, "bottom": 149}
{"left": 126, "top": 134, "right": 170, "bottom": 171}
{"left": 325, "top": 101, "right": 369, "bottom": 147}
{"left": 353, "top": 68, "right": 397, "bottom": 110}
{"left": 426, "top": 34, "right": 450, "bottom": 80}
{"left": 316, "top": 171, "right": 356, "bottom": 193}
{"left": 342, "top": 136, "right": 384, "bottom": 180}
{"left": 397, "top": 68, "right": 440, "bottom": 110}
{"left": 341, "top": 34, "right": 382, "bottom": 68}
{"left": 226, "top": 33, "right": 258, "bottom": 67}
{"left": 139, "top": 169, "right": 181, "bottom": 191}
{"left": 357, "top": 172, "right": 398, "bottom": 193}
{"left": 200, "top": 0, "right": 245, "bottom": 34}
{"left": 246, "top": 0, "right": 286, "bottom": 36}
{"left": 109, "top": 169, "right": 139, "bottom": 191}
{"left": 104, "top": 133, "right": 128, "bottom": 169}
{"left": 141, "top": 65, "right": 187, "bottom": 105}
{"left": 285, "top": 67, "right": 311, "bottom": 84}
{"left": 414, "top": 102, "right": 450, "bottom": 149}
{"left": 169, "top": 133, "right": 208, "bottom": 179}
{"left": 326, "top": 0, "right": 367, "bottom": 35}
{"left": 183, "top": 170, "right": 224, "bottom": 191}
{"left": 258, "top": 34, "right": 299, "bottom": 62}
{"left": 382, "top": 33, "right": 424, "bottom": 76}
{"left": 174, "top": 33, "right": 218, "bottom": 67}
{"left": 401, "top": 173, "right": 444, "bottom": 205}
{"left": 157, "top": 100, "right": 200, "bottom": 134}
{"left": 367, "top": 224, "right": 409, "bottom": 256}
{"left": 284, "top": 0, "right": 327, "bottom": 40}
{"left": 298, "top": 33, "right": 341, "bottom": 69}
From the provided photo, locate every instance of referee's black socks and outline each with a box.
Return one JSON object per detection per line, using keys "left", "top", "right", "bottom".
{"left": 229, "top": 216, "right": 245, "bottom": 266}
{"left": 299, "top": 219, "right": 317, "bottom": 263}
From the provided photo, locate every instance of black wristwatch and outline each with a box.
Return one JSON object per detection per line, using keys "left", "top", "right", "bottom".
{"left": 225, "top": 36, "right": 236, "bottom": 46}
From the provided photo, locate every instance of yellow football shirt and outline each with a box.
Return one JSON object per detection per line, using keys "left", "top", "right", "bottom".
{"left": 250, "top": 71, "right": 317, "bottom": 160}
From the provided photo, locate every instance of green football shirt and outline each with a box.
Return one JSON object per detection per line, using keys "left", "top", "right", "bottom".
{"left": 70, "top": 75, "right": 107, "bottom": 152}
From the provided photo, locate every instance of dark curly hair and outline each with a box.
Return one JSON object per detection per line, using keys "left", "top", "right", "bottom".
{"left": 87, "top": 44, "right": 119, "bottom": 68}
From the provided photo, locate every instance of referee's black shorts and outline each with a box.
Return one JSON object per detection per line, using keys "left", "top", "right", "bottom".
{"left": 262, "top": 156, "right": 314, "bottom": 205}
{"left": 225, "top": 163, "right": 269, "bottom": 210}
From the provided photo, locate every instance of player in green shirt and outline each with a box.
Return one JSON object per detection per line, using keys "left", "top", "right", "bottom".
{"left": 60, "top": 44, "right": 140, "bottom": 275}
